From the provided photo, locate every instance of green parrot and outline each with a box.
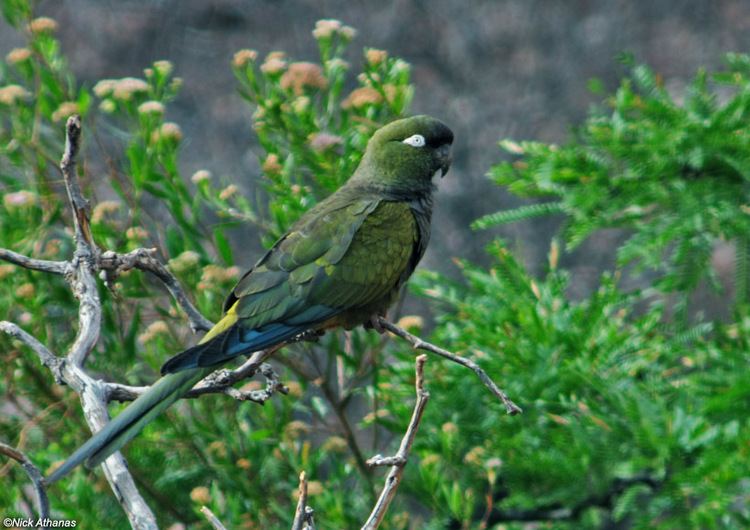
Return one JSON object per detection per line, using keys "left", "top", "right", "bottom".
{"left": 47, "top": 114, "right": 453, "bottom": 483}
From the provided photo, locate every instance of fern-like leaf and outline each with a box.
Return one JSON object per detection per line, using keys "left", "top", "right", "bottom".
{"left": 472, "top": 202, "right": 565, "bottom": 230}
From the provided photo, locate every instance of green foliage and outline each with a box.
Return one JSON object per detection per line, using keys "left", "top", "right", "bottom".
{"left": 491, "top": 54, "right": 750, "bottom": 307}
{"left": 393, "top": 55, "right": 750, "bottom": 528}
{"left": 405, "top": 242, "right": 750, "bottom": 528}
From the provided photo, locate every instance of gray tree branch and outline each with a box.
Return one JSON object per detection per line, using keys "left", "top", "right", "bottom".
{"left": 55, "top": 115, "right": 158, "bottom": 529}
{"left": 200, "top": 506, "right": 229, "bottom": 530}
{"left": 0, "top": 321, "right": 64, "bottom": 384}
{"left": 378, "top": 317, "right": 522, "bottom": 415}
{"left": 361, "top": 354, "right": 430, "bottom": 530}
{"left": 98, "top": 248, "right": 213, "bottom": 333}
{"left": 106, "top": 361, "right": 288, "bottom": 403}
{"left": 291, "top": 471, "right": 316, "bottom": 530}
{"left": 0, "top": 248, "right": 69, "bottom": 275}
{"left": 0, "top": 442, "right": 50, "bottom": 528}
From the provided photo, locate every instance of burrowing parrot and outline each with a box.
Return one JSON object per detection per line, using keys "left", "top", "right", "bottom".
{"left": 47, "top": 114, "right": 453, "bottom": 483}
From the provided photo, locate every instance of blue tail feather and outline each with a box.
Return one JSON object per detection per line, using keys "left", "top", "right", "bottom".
{"left": 160, "top": 322, "right": 304, "bottom": 374}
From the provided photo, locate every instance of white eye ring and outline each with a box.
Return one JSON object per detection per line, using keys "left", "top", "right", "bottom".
{"left": 402, "top": 134, "right": 426, "bottom": 147}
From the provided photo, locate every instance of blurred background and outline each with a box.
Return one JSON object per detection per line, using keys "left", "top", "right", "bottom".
{"left": 3, "top": 0, "right": 748, "bottom": 291}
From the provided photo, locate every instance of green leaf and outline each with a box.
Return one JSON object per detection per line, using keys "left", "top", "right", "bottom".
{"left": 472, "top": 202, "right": 565, "bottom": 230}
{"left": 213, "top": 227, "right": 233, "bottom": 265}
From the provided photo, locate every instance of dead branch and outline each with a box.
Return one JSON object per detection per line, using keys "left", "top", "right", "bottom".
{"left": 0, "top": 321, "right": 64, "bottom": 384}
{"left": 378, "top": 318, "right": 522, "bottom": 415}
{"left": 200, "top": 506, "right": 229, "bottom": 530}
{"left": 98, "top": 248, "right": 213, "bottom": 333}
{"left": 361, "top": 354, "right": 430, "bottom": 530}
{"left": 56, "top": 116, "right": 158, "bottom": 529}
{"left": 0, "top": 248, "right": 69, "bottom": 274}
{"left": 0, "top": 442, "right": 50, "bottom": 526}
{"left": 106, "top": 361, "right": 288, "bottom": 404}
{"left": 291, "top": 471, "right": 316, "bottom": 530}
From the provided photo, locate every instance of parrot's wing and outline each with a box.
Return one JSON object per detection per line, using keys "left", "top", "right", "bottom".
{"left": 231, "top": 197, "right": 385, "bottom": 326}
{"left": 161, "top": 197, "right": 384, "bottom": 373}
{"left": 305, "top": 200, "right": 419, "bottom": 310}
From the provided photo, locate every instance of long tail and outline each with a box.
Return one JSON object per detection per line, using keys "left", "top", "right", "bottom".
{"left": 46, "top": 366, "right": 210, "bottom": 484}
{"left": 47, "top": 308, "right": 312, "bottom": 484}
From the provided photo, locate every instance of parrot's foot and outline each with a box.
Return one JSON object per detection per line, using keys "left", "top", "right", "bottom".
{"left": 290, "top": 329, "right": 325, "bottom": 343}
{"left": 364, "top": 315, "right": 386, "bottom": 334}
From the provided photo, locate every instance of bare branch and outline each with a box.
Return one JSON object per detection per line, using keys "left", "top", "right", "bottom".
{"left": 0, "top": 248, "right": 69, "bottom": 275}
{"left": 106, "top": 361, "right": 288, "bottom": 404}
{"left": 378, "top": 318, "right": 522, "bottom": 415}
{"left": 304, "top": 507, "right": 316, "bottom": 529}
{"left": 98, "top": 248, "right": 213, "bottom": 333}
{"left": 2, "top": 115, "right": 219, "bottom": 528}
{"left": 0, "top": 321, "right": 64, "bottom": 384}
{"left": 60, "top": 115, "right": 92, "bottom": 247}
{"left": 291, "top": 471, "right": 309, "bottom": 530}
{"left": 200, "top": 506, "right": 229, "bottom": 530}
{"left": 0, "top": 442, "right": 50, "bottom": 526}
{"left": 55, "top": 116, "right": 159, "bottom": 529}
{"left": 361, "top": 354, "right": 430, "bottom": 530}
{"left": 60, "top": 117, "right": 99, "bottom": 369}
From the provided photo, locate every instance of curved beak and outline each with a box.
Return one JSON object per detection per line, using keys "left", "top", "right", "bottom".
{"left": 437, "top": 144, "right": 452, "bottom": 177}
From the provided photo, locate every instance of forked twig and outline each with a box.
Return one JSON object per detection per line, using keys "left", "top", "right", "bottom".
{"left": 0, "top": 442, "right": 50, "bottom": 526}
{"left": 200, "top": 506, "right": 229, "bottom": 530}
{"left": 361, "top": 354, "right": 430, "bottom": 530}
{"left": 378, "top": 318, "right": 522, "bottom": 415}
{"left": 291, "top": 471, "right": 315, "bottom": 530}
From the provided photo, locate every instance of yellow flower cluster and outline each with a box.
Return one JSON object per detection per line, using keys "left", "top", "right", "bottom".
{"left": 93, "top": 77, "right": 149, "bottom": 101}
{"left": 28, "top": 17, "right": 58, "bottom": 34}
{"left": 262, "top": 154, "right": 282, "bottom": 174}
{"left": 198, "top": 265, "right": 240, "bottom": 291}
{"left": 312, "top": 19, "right": 356, "bottom": 40}
{"left": 283, "top": 420, "right": 310, "bottom": 438}
{"left": 308, "top": 132, "right": 343, "bottom": 152}
{"left": 168, "top": 250, "right": 201, "bottom": 275}
{"left": 260, "top": 51, "right": 286, "bottom": 75}
{"left": 138, "top": 320, "right": 169, "bottom": 344}
{"left": 137, "top": 100, "right": 165, "bottom": 115}
{"left": 365, "top": 48, "right": 388, "bottom": 66}
{"left": 0, "top": 85, "right": 30, "bottom": 105}
{"left": 51, "top": 101, "right": 79, "bottom": 122}
{"left": 232, "top": 49, "right": 258, "bottom": 68}
{"left": 342, "top": 86, "right": 382, "bottom": 109}
{"left": 219, "top": 184, "right": 238, "bottom": 200}
{"left": 190, "top": 170, "right": 211, "bottom": 184}
{"left": 6, "top": 48, "right": 31, "bottom": 64}
{"left": 125, "top": 226, "right": 149, "bottom": 241}
{"left": 150, "top": 122, "right": 183, "bottom": 143}
{"left": 91, "top": 200, "right": 122, "bottom": 224}
{"left": 280, "top": 62, "right": 327, "bottom": 95}
{"left": 3, "top": 190, "right": 37, "bottom": 209}
{"left": 0, "top": 264, "right": 15, "bottom": 280}
{"left": 189, "top": 486, "right": 210, "bottom": 504}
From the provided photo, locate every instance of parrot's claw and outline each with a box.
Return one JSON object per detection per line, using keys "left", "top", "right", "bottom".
{"left": 290, "top": 329, "right": 325, "bottom": 343}
{"left": 364, "top": 315, "right": 386, "bottom": 334}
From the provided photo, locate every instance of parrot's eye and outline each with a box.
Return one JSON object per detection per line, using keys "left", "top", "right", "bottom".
{"left": 402, "top": 134, "right": 426, "bottom": 147}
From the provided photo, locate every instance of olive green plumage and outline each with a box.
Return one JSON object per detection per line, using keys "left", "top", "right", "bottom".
{"left": 47, "top": 115, "right": 453, "bottom": 483}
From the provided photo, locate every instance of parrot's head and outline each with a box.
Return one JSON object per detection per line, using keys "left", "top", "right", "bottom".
{"left": 355, "top": 115, "right": 454, "bottom": 194}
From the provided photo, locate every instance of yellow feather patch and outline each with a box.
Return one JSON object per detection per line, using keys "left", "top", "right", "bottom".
{"left": 198, "top": 301, "right": 240, "bottom": 344}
